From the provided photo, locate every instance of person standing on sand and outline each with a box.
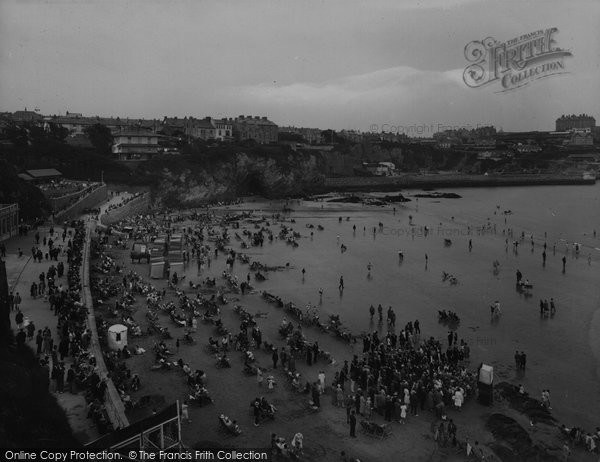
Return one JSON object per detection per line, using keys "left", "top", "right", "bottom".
{"left": 15, "top": 309, "right": 24, "bottom": 329}
{"left": 562, "top": 256, "right": 566, "bottom": 272}
{"left": 349, "top": 410, "right": 357, "bottom": 438}
{"left": 346, "top": 396, "right": 353, "bottom": 423}
{"left": 339, "top": 276, "right": 344, "bottom": 291}
{"left": 181, "top": 400, "right": 190, "bottom": 422}
{"left": 337, "top": 385, "right": 344, "bottom": 408}
{"left": 36, "top": 330, "right": 43, "bottom": 355}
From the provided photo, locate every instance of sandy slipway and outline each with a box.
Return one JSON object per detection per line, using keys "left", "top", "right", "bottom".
{"left": 88, "top": 201, "right": 597, "bottom": 462}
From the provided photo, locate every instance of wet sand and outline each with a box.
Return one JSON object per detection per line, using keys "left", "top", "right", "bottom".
{"left": 97, "top": 186, "right": 599, "bottom": 461}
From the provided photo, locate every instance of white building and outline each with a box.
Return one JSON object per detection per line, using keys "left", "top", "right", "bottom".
{"left": 112, "top": 130, "right": 160, "bottom": 161}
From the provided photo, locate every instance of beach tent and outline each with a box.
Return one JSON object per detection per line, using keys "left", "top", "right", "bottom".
{"left": 477, "top": 364, "right": 494, "bottom": 406}
{"left": 479, "top": 364, "right": 493, "bottom": 385}
{"left": 107, "top": 324, "right": 128, "bottom": 351}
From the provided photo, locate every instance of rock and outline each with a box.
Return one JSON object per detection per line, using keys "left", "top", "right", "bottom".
{"left": 495, "top": 382, "right": 556, "bottom": 425}
{"left": 327, "top": 196, "right": 362, "bottom": 203}
{"left": 486, "top": 413, "right": 559, "bottom": 461}
{"left": 413, "top": 192, "right": 462, "bottom": 199}
{"left": 380, "top": 194, "right": 411, "bottom": 203}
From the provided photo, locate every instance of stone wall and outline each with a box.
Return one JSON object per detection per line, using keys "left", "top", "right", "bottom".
{"left": 323, "top": 173, "right": 594, "bottom": 192}
{"left": 48, "top": 183, "right": 104, "bottom": 212}
{"left": 82, "top": 224, "right": 129, "bottom": 430}
{"left": 100, "top": 193, "right": 151, "bottom": 226}
{"left": 54, "top": 184, "right": 108, "bottom": 222}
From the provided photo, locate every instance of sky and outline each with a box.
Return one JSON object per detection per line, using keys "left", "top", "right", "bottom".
{"left": 1, "top": 0, "right": 599, "bottom": 133}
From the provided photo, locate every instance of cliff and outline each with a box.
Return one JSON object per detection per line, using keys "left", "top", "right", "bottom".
{"left": 138, "top": 149, "right": 327, "bottom": 208}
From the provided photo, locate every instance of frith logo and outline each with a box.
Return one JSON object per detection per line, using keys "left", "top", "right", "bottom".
{"left": 463, "top": 28, "right": 572, "bottom": 92}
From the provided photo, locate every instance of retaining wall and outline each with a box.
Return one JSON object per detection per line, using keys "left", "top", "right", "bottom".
{"left": 54, "top": 185, "right": 108, "bottom": 222}
{"left": 100, "top": 193, "right": 151, "bottom": 226}
{"left": 48, "top": 183, "right": 104, "bottom": 212}
{"left": 323, "top": 174, "right": 595, "bottom": 192}
{"left": 82, "top": 223, "right": 130, "bottom": 430}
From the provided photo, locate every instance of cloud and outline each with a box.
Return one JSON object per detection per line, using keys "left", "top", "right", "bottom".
{"left": 235, "top": 65, "right": 464, "bottom": 108}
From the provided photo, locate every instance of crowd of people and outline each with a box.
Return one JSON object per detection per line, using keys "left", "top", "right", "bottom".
{"left": 12, "top": 221, "right": 120, "bottom": 434}
{"left": 8, "top": 199, "right": 592, "bottom": 460}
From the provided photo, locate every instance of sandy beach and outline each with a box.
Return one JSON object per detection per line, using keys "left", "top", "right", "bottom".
{"left": 86, "top": 184, "right": 600, "bottom": 461}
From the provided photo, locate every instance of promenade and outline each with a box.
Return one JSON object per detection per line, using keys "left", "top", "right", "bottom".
{"left": 3, "top": 193, "right": 128, "bottom": 444}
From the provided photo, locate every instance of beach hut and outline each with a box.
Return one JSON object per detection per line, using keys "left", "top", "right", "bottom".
{"left": 150, "top": 261, "right": 166, "bottom": 279}
{"left": 107, "top": 324, "right": 128, "bottom": 351}
{"left": 477, "top": 364, "right": 494, "bottom": 406}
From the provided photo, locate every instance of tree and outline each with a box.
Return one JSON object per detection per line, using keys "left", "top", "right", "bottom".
{"left": 84, "top": 123, "right": 113, "bottom": 155}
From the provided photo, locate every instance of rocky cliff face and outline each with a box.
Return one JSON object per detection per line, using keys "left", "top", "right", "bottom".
{"left": 323, "top": 144, "right": 404, "bottom": 176}
{"left": 140, "top": 142, "right": 477, "bottom": 207}
{"left": 146, "top": 151, "right": 327, "bottom": 207}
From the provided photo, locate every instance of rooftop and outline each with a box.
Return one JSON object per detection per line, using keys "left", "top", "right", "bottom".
{"left": 25, "top": 168, "right": 63, "bottom": 178}
{"left": 17, "top": 173, "right": 34, "bottom": 181}
{"left": 114, "top": 130, "right": 159, "bottom": 137}
{"left": 234, "top": 116, "right": 277, "bottom": 127}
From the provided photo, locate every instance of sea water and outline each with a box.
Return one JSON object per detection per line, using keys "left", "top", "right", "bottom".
{"left": 189, "top": 184, "right": 600, "bottom": 430}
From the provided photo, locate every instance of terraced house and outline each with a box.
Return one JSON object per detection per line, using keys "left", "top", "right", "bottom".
{"left": 229, "top": 115, "right": 278, "bottom": 144}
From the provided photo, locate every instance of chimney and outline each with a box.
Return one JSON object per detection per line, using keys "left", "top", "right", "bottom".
{"left": 255, "top": 116, "right": 260, "bottom": 120}
{"left": 262, "top": 117, "right": 267, "bottom": 120}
